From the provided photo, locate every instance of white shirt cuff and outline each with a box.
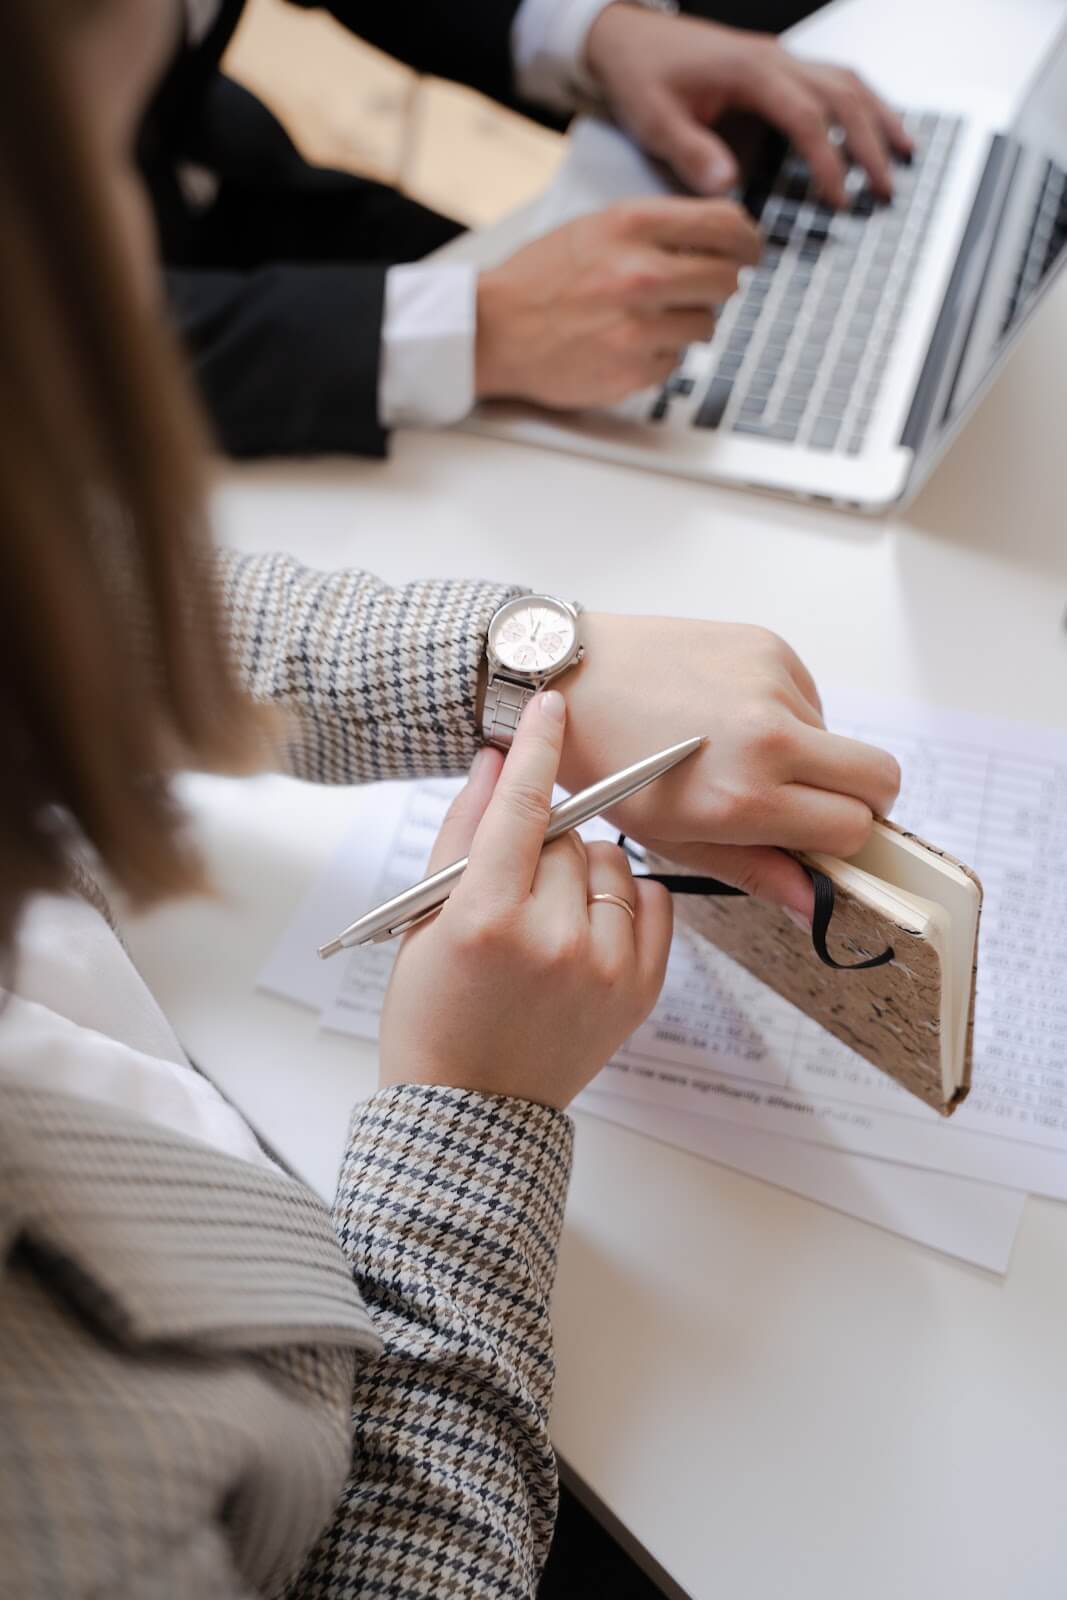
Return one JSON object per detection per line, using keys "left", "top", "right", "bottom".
{"left": 511, "top": 0, "right": 618, "bottom": 113}
{"left": 378, "top": 263, "right": 478, "bottom": 429}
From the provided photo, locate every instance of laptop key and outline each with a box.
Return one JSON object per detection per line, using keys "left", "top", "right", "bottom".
{"left": 681, "top": 110, "right": 960, "bottom": 457}
{"left": 782, "top": 377, "right": 811, "bottom": 399}
{"left": 693, "top": 376, "right": 734, "bottom": 429}
{"left": 732, "top": 419, "right": 799, "bottom": 442}
{"left": 810, "top": 417, "right": 842, "bottom": 449}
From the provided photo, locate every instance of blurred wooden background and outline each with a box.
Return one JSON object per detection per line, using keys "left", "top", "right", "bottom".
{"left": 223, "top": 0, "right": 566, "bottom": 228}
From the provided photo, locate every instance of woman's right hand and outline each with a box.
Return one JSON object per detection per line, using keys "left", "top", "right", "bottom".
{"left": 378, "top": 691, "right": 673, "bottom": 1111}
{"left": 555, "top": 613, "right": 903, "bottom": 923}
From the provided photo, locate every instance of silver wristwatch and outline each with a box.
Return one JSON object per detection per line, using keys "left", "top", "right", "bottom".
{"left": 481, "top": 594, "right": 585, "bottom": 749}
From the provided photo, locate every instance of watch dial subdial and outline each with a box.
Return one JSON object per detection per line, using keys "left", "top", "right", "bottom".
{"left": 494, "top": 605, "right": 576, "bottom": 674}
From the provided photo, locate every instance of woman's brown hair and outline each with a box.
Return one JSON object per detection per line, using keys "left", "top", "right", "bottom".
{"left": 0, "top": 3, "right": 259, "bottom": 951}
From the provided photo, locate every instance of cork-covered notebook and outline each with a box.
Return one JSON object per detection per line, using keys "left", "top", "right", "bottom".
{"left": 647, "top": 821, "right": 983, "bottom": 1116}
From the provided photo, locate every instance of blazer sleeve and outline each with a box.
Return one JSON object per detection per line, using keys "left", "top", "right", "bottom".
{"left": 291, "top": 1085, "right": 574, "bottom": 1599}
{"left": 168, "top": 263, "right": 390, "bottom": 459}
{"left": 215, "top": 548, "right": 524, "bottom": 782}
{"left": 0, "top": 1083, "right": 379, "bottom": 1600}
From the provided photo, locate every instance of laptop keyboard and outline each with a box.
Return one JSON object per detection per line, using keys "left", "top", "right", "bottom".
{"left": 650, "top": 111, "right": 961, "bottom": 456}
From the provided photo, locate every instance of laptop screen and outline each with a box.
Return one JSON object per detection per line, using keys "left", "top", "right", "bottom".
{"left": 916, "top": 27, "right": 1067, "bottom": 455}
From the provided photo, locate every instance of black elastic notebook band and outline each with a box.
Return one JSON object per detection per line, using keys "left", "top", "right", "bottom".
{"left": 806, "top": 867, "right": 895, "bottom": 971}
{"left": 617, "top": 837, "right": 894, "bottom": 973}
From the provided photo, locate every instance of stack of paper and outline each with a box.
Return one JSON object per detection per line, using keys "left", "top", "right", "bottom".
{"left": 259, "top": 689, "right": 1067, "bottom": 1275}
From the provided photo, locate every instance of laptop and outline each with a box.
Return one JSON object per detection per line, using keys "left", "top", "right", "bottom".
{"left": 462, "top": 24, "right": 1067, "bottom": 513}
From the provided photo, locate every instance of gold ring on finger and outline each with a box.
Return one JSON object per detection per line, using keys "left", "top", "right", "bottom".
{"left": 588, "top": 892, "right": 636, "bottom": 922}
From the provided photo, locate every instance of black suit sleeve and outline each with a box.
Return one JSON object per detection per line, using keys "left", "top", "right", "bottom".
{"left": 168, "top": 262, "right": 389, "bottom": 459}
{"left": 289, "top": 0, "right": 819, "bottom": 119}
{"left": 148, "top": 73, "right": 465, "bottom": 460}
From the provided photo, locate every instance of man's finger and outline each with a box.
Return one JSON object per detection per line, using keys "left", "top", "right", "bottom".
{"left": 424, "top": 746, "right": 504, "bottom": 876}
{"left": 620, "top": 195, "right": 762, "bottom": 263}
{"left": 635, "top": 252, "right": 752, "bottom": 310}
{"left": 637, "top": 350, "right": 683, "bottom": 390}
{"left": 633, "top": 306, "right": 717, "bottom": 351}
{"left": 639, "top": 90, "right": 739, "bottom": 196}
{"left": 818, "top": 70, "right": 893, "bottom": 199}
{"left": 624, "top": 253, "right": 746, "bottom": 313}
{"left": 876, "top": 99, "right": 914, "bottom": 158}
{"left": 834, "top": 78, "right": 910, "bottom": 158}
{"left": 463, "top": 691, "right": 567, "bottom": 903}
{"left": 747, "top": 70, "right": 849, "bottom": 207}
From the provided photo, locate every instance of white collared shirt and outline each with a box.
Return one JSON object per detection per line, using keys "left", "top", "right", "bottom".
{"left": 3, "top": 893, "right": 275, "bottom": 1167}
{"left": 179, "top": 0, "right": 617, "bottom": 428}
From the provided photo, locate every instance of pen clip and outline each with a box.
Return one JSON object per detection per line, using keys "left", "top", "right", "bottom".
{"left": 368, "top": 903, "right": 444, "bottom": 945}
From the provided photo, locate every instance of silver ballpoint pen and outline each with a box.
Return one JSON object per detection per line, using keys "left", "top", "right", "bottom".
{"left": 317, "top": 734, "right": 705, "bottom": 959}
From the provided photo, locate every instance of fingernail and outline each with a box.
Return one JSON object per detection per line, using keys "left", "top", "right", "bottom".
{"left": 784, "top": 907, "right": 811, "bottom": 932}
{"left": 470, "top": 746, "right": 492, "bottom": 778}
{"left": 540, "top": 689, "right": 565, "bottom": 723}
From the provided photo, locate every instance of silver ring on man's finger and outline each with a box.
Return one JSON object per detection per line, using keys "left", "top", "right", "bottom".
{"left": 588, "top": 892, "right": 636, "bottom": 922}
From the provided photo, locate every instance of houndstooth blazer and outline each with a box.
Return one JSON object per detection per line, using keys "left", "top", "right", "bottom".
{"left": 0, "top": 555, "right": 576, "bottom": 1599}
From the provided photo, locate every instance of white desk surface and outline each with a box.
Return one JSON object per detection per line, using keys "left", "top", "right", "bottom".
{"left": 124, "top": 3, "right": 1067, "bottom": 1596}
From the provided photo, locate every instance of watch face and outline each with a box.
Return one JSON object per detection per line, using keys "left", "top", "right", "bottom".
{"left": 490, "top": 598, "right": 577, "bottom": 676}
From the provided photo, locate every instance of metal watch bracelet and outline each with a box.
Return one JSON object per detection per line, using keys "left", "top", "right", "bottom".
{"left": 481, "top": 678, "right": 536, "bottom": 748}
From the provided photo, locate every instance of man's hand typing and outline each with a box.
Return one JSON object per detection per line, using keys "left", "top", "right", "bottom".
{"left": 584, "top": 5, "right": 912, "bottom": 207}
{"left": 475, "top": 197, "right": 760, "bottom": 408}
